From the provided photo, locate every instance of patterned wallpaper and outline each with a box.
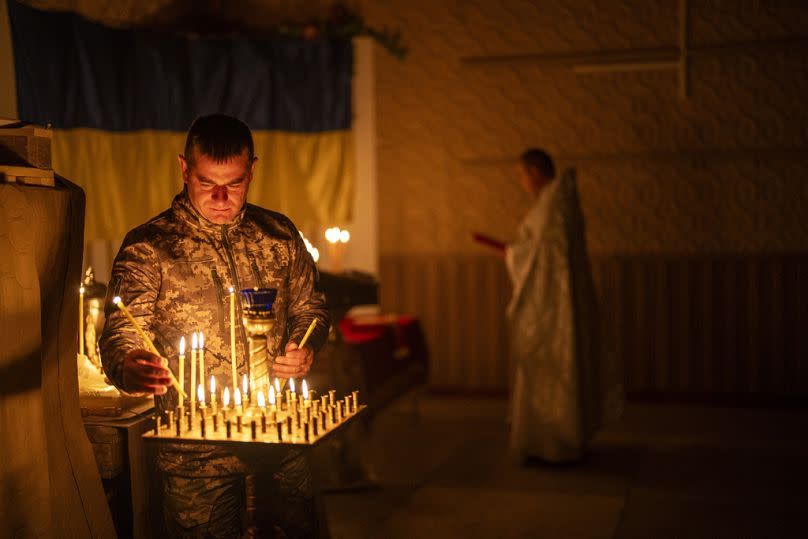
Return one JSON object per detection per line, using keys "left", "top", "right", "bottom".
{"left": 362, "top": 0, "right": 808, "bottom": 256}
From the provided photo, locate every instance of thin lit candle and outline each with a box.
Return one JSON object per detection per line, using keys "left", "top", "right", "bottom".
{"left": 190, "top": 332, "right": 198, "bottom": 425}
{"left": 289, "top": 378, "right": 296, "bottom": 413}
{"left": 229, "top": 287, "right": 238, "bottom": 392}
{"left": 234, "top": 387, "right": 243, "bottom": 415}
{"left": 269, "top": 385, "right": 277, "bottom": 412}
{"left": 210, "top": 376, "right": 217, "bottom": 414}
{"left": 199, "top": 332, "right": 205, "bottom": 388}
{"left": 223, "top": 386, "right": 231, "bottom": 422}
{"left": 79, "top": 286, "right": 85, "bottom": 356}
{"left": 298, "top": 319, "right": 318, "bottom": 350}
{"left": 112, "top": 296, "right": 186, "bottom": 397}
{"left": 178, "top": 337, "right": 186, "bottom": 407}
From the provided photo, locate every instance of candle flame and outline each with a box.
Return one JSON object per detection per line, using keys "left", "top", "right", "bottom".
{"left": 199, "top": 332, "right": 205, "bottom": 348}
{"left": 290, "top": 378, "right": 296, "bottom": 394}
{"left": 197, "top": 383, "right": 205, "bottom": 404}
{"left": 179, "top": 336, "right": 185, "bottom": 355}
{"left": 242, "top": 374, "right": 248, "bottom": 396}
{"left": 80, "top": 286, "right": 85, "bottom": 294}
{"left": 229, "top": 286, "right": 234, "bottom": 294}
{"left": 234, "top": 388, "right": 242, "bottom": 406}
{"left": 223, "top": 386, "right": 230, "bottom": 406}
{"left": 269, "top": 386, "right": 276, "bottom": 405}
{"left": 257, "top": 390, "right": 266, "bottom": 408}
{"left": 274, "top": 377, "right": 280, "bottom": 393}
{"left": 210, "top": 375, "right": 216, "bottom": 392}
{"left": 302, "top": 379, "right": 309, "bottom": 400}
{"left": 339, "top": 229, "right": 350, "bottom": 243}
{"left": 112, "top": 296, "right": 121, "bottom": 305}
{"left": 192, "top": 332, "right": 198, "bottom": 349}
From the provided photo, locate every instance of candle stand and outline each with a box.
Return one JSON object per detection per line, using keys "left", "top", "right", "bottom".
{"left": 143, "top": 392, "right": 364, "bottom": 448}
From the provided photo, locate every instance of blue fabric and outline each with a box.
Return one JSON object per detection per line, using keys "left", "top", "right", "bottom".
{"left": 7, "top": 0, "right": 352, "bottom": 132}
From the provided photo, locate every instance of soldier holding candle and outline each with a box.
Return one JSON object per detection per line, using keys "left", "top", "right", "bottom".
{"left": 99, "top": 114, "right": 330, "bottom": 538}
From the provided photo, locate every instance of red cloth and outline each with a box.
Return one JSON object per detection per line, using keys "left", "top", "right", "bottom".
{"left": 339, "top": 314, "right": 417, "bottom": 346}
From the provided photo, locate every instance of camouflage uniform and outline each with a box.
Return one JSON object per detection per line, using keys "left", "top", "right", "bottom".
{"left": 100, "top": 189, "right": 330, "bottom": 538}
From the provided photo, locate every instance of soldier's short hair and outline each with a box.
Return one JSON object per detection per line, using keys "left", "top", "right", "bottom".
{"left": 520, "top": 148, "right": 555, "bottom": 180}
{"left": 184, "top": 114, "right": 255, "bottom": 164}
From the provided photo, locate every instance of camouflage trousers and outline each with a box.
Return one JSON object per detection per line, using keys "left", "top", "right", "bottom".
{"left": 162, "top": 449, "right": 326, "bottom": 539}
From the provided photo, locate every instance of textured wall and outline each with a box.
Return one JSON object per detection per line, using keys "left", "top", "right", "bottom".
{"left": 364, "top": 0, "right": 808, "bottom": 395}
{"left": 366, "top": 0, "right": 808, "bottom": 255}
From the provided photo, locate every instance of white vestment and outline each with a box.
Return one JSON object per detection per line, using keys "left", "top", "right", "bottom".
{"left": 506, "top": 169, "right": 622, "bottom": 462}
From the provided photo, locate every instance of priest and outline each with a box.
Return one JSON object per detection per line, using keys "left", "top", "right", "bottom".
{"left": 505, "top": 149, "right": 622, "bottom": 463}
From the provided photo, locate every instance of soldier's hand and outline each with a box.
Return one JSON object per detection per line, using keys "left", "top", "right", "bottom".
{"left": 122, "top": 348, "right": 172, "bottom": 395}
{"left": 273, "top": 342, "right": 314, "bottom": 378}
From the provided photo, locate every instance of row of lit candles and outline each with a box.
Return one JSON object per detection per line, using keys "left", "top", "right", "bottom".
{"left": 187, "top": 375, "right": 311, "bottom": 415}
{"left": 106, "top": 295, "right": 319, "bottom": 408}
{"left": 177, "top": 332, "right": 311, "bottom": 409}
{"left": 158, "top": 388, "right": 360, "bottom": 443}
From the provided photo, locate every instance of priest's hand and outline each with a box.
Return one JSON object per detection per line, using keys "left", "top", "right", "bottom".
{"left": 273, "top": 342, "right": 314, "bottom": 379}
{"left": 122, "top": 348, "right": 172, "bottom": 395}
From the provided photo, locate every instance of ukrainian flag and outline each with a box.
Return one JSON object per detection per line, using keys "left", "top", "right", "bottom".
{"left": 5, "top": 0, "right": 354, "bottom": 243}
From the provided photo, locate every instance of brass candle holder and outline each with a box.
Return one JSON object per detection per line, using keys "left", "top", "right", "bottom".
{"left": 241, "top": 288, "right": 277, "bottom": 393}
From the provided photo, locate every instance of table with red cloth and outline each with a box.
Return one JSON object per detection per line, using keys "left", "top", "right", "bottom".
{"left": 338, "top": 314, "right": 429, "bottom": 410}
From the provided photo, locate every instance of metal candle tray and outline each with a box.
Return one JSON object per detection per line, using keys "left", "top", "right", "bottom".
{"left": 143, "top": 404, "right": 366, "bottom": 449}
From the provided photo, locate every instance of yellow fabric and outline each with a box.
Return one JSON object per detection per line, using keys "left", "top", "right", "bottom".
{"left": 52, "top": 128, "right": 354, "bottom": 241}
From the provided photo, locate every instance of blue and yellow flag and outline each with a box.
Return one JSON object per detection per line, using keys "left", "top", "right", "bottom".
{"left": 7, "top": 0, "right": 354, "bottom": 241}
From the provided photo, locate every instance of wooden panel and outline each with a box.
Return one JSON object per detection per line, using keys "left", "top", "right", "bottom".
{"left": 380, "top": 253, "right": 808, "bottom": 402}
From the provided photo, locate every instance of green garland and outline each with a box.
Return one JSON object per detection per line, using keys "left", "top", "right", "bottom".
{"left": 276, "top": 4, "right": 408, "bottom": 60}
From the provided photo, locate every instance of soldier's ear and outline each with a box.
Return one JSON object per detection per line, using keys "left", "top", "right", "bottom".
{"left": 178, "top": 154, "right": 189, "bottom": 182}
{"left": 250, "top": 156, "right": 258, "bottom": 176}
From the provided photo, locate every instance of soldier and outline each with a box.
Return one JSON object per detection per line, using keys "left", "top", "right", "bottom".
{"left": 100, "top": 114, "right": 330, "bottom": 537}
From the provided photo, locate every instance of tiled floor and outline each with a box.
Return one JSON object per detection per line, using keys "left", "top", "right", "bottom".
{"left": 324, "top": 395, "right": 808, "bottom": 538}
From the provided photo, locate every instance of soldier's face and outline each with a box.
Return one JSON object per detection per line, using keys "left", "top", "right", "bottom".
{"left": 179, "top": 148, "right": 256, "bottom": 224}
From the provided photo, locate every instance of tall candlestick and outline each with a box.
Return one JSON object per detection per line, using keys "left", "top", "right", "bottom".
{"left": 229, "top": 287, "right": 238, "bottom": 393}
{"left": 199, "top": 332, "right": 205, "bottom": 387}
{"left": 178, "top": 337, "right": 186, "bottom": 407}
{"left": 112, "top": 296, "right": 186, "bottom": 397}
{"left": 79, "top": 286, "right": 85, "bottom": 356}
{"left": 190, "top": 332, "right": 198, "bottom": 425}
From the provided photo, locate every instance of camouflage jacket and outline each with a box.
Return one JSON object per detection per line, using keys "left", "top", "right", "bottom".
{"left": 99, "top": 189, "right": 329, "bottom": 476}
